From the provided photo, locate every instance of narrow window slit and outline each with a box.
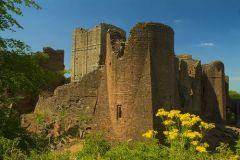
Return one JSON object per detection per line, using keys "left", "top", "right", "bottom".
{"left": 117, "top": 105, "right": 122, "bottom": 120}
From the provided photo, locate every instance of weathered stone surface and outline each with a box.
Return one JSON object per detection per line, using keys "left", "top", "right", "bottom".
{"left": 13, "top": 95, "right": 38, "bottom": 113}
{"left": 229, "top": 99, "right": 240, "bottom": 127}
{"left": 22, "top": 69, "right": 102, "bottom": 137}
{"left": 27, "top": 22, "right": 230, "bottom": 142}
{"left": 177, "top": 54, "right": 202, "bottom": 114}
{"left": 97, "top": 22, "right": 177, "bottom": 141}
{"left": 202, "top": 61, "right": 226, "bottom": 122}
{"left": 71, "top": 23, "right": 125, "bottom": 82}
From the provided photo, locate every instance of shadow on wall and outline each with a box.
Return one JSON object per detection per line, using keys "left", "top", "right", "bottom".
{"left": 201, "top": 72, "right": 222, "bottom": 123}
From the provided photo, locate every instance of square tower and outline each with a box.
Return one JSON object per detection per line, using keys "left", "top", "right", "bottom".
{"left": 71, "top": 23, "right": 125, "bottom": 82}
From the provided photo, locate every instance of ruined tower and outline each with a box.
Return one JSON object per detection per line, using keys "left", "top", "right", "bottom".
{"left": 202, "top": 61, "right": 226, "bottom": 122}
{"left": 71, "top": 23, "right": 125, "bottom": 81}
{"left": 95, "top": 22, "right": 176, "bottom": 140}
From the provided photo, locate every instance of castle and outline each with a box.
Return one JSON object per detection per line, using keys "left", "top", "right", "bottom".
{"left": 35, "top": 22, "right": 231, "bottom": 141}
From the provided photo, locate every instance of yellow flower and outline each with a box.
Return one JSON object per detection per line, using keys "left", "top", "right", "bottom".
{"left": 195, "top": 142, "right": 209, "bottom": 153}
{"left": 229, "top": 155, "right": 240, "bottom": 160}
{"left": 200, "top": 122, "right": 215, "bottom": 130}
{"left": 156, "top": 108, "right": 169, "bottom": 117}
{"left": 168, "top": 133, "right": 178, "bottom": 140}
{"left": 203, "top": 142, "right": 209, "bottom": 148}
{"left": 196, "top": 145, "right": 207, "bottom": 153}
{"left": 190, "top": 115, "right": 202, "bottom": 124}
{"left": 181, "top": 120, "right": 193, "bottom": 127}
{"left": 163, "top": 131, "right": 169, "bottom": 136}
{"left": 163, "top": 119, "right": 175, "bottom": 126}
{"left": 179, "top": 113, "right": 191, "bottom": 121}
{"left": 181, "top": 115, "right": 201, "bottom": 127}
{"left": 191, "top": 141, "right": 199, "bottom": 146}
{"left": 183, "top": 130, "right": 202, "bottom": 139}
{"left": 164, "top": 129, "right": 179, "bottom": 140}
{"left": 167, "top": 110, "right": 181, "bottom": 118}
{"left": 142, "top": 130, "right": 158, "bottom": 138}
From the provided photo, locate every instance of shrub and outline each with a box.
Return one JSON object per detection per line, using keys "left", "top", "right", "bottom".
{"left": 27, "top": 151, "right": 71, "bottom": 160}
{"left": 104, "top": 140, "right": 164, "bottom": 160}
{"left": 0, "top": 137, "right": 26, "bottom": 160}
{"left": 76, "top": 133, "right": 110, "bottom": 159}
{"left": 142, "top": 108, "right": 239, "bottom": 160}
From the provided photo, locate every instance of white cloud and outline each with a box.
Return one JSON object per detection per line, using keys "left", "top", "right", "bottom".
{"left": 173, "top": 19, "right": 182, "bottom": 24}
{"left": 230, "top": 77, "right": 240, "bottom": 81}
{"left": 200, "top": 42, "right": 215, "bottom": 47}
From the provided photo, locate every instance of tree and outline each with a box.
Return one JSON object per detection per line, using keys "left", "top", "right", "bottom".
{"left": 0, "top": 0, "right": 40, "bottom": 52}
{"left": 0, "top": 0, "right": 64, "bottom": 105}
{"left": 229, "top": 90, "right": 240, "bottom": 100}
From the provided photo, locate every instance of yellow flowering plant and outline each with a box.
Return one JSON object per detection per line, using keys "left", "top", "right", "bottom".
{"left": 143, "top": 108, "right": 216, "bottom": 154}
{"left": 142, "top": 130, "right": 158, "bottom": 139}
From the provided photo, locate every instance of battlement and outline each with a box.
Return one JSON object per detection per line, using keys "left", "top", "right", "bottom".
{"left": 71, "top": 23, "right": 125, "bottom": 82}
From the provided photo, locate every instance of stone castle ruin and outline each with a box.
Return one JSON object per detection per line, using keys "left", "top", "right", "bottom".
{"left": 33, "top": 22, "right": 232, "bottom": 141}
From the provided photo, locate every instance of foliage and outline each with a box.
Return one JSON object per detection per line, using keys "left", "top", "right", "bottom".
{"left": 27, "top": 151, "right": 71, "bottom": 160}
{"left": 0, "top": 137, "right": 26, "bottom": 160}
{"left": 76, "top": 133, "right": 110, "bottom": 159}
{"left": 229, "top": 90, "right": 240, "bottom": 100}
{"left": 0, "top": 51, "right": 64, "bottom": 104}
{"left": 141, "top": 108, "right": 239, "bottom": 160}
{"left": 0, "top": 107, "right": 49, "bottom": 157}
{"left": 1, "top": 0, "right": 57, "bottom": 102}
{"left": 0, "top": 0, "right": 40, "bottom": 51}
{"left": 1, "top": 107, "right": 240, "bottom": 159}
{"left": 104, "top": 140, "right": 164, "bottom": 160}
{"left": 0, "top": 0, "right": 64, "bottom": 105}
{"left": 152, "top": 108, "right": 215, "bottom": 153}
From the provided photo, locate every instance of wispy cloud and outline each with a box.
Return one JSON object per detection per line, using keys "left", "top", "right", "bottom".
{"left": 173, "top": 19, "right": 182, "bottom": 24}
{"left": 200, "top": 42, "right": 215, "bottom": 47}
{"left": 230, "top": 77, "right": 240, "bottom": 81}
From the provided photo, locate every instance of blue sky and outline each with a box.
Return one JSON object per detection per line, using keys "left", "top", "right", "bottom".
{"left": 2, "top": 0, "right": 240, "bottom": 91}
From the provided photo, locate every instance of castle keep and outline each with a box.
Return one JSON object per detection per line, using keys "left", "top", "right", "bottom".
{"left": 35, "top": 22, "right": 229, "bottom": 141}
{"left": 71, "top": 24, "right": 125, "bottom": 81}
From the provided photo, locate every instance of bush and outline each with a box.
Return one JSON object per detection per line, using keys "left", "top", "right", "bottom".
{"left": 229, "top": 90, "right": 240, "bottom": 100}
{"left": 1, "top": 107, "right": 240, "bottom": 160}
{"left": 104, "top": 140, "right": 164, "bottom": 160}
{"left": 0, "top": 137, "right": 26, "bottom": 160}
{"left": 0, "top": 107, "right": 50, "bottom": 157}
{"left": 142, "top": 108, "right": 239, "bottom": 160}
{"left": 76, "top": 133, "right": 110, "bottom": 159}
{"left": 27, "top": 151, "right": 71, "bottom": 160}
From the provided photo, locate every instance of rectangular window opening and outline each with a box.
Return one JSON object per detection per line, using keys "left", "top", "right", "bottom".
{"left": 117, "top": 105, "right": 122, "bottom": 120}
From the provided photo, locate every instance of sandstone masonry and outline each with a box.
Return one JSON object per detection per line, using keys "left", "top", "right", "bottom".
{"left": 35, "top": 22, "right": 229, "bottom": 141}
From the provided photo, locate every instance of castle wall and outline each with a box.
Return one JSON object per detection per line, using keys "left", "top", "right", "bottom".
{"left": 30, "top": 22, "right": 231, "bottom": 142}
{"left": 177, "top": 55, "right": 202, "bottom": 114}
{"left": 71, "top": 24, "right": 125, "bottom": 82}
{"left": 95, "top": 23, "right": 176, "bottom": 141}
{"left": 202, "top": 61, "right": 226, "bottom": 122}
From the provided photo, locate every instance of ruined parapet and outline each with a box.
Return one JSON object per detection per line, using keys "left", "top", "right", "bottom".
{"left": 177, "top": 54, "right": 202, "bottom": 114}
{"left": 71, "top": 23, "right": 125, "bottom": 82}
{"left": 202, "top": 61, "right": 226, "bottom": 122}
{"left": 23, "top": 69, "right": 103, "bottom": 136}
{"left": 40, "top": 47, "right": 65, "bottom": 72}
{"left": 95, "top": 22, "right": 176, "bottom": 141}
